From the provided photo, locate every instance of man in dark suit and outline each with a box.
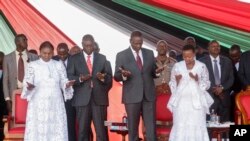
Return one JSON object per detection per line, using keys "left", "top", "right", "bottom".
{"left": 67, "top": 34, "right": 112, "bottom": 141}
{"left": 229, "top": 45, "right": 242, "bottom": 121}
{"left": 3, "top": 34, "right": 38, "bottom": 114}
{"left": 229, "top": 44, "right": 242, "bottom": 92}
{"left": 114, "top": 31, "right": 163, "bottom": 141}
{"left": 199, "top": 40, "right": 234, "bottom": 122}
{"left": 238, "top": 50, "right": 250, "bottom": 90}
{"left": 0, "top": 51, "right": 7, "bottom": 140}
{"left": 53, "top": 43, "right": 70, "bottom": 67}
{"left": 53, "top": 43, "right": 76, "bottom": 141}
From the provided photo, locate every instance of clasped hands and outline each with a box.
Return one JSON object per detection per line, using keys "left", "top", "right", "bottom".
{"left": 119, "top": 67, "right": 132, "bottom": 77}
{"left": 155, "top": 66, "right": 165, "bottom": 74}
{"left": 175, "top": 72, "right": 198, "bottom": 85}
{"left": 212, "top": 85, "right": 223, "bottom": 97}
{"left": 79, "top": 73, "right": 106, "bottom": 82}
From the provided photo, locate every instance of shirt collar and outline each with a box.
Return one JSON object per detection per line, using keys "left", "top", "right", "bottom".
{"left": 210, "top": 55, "right": 220, "bottom": 61}
{"left": 15, "top": 50, "right": 27, "bottom": 55}
{"left": 83, "top": 51, "right": 93, "bottom": 57}
{"left": 130, "top": 46, "right": 141, "bottom": 54}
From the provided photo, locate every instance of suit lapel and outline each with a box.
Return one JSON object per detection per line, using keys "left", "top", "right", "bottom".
{"left": 141, "top": 48, "right": 147, "bottom": 72}
{"left": 127, "top": 47, "right": 136, "bottom": 63}
{"left": 80, "top": 53, "right": 90, "bottom": 74}
{"left": 219, "top": 56, "right": 225, "bottom": 82}
{"left": 11, "top": 52, "right": 17, "bottom": 79}
{"left": 127, "top": 48, "right": 141, "bottom": 72}
{"left": 92, "top": 52, "right": 99, "bottom": 75}
{"left": 207, "top": 56, "right": 215, "bottom": 84}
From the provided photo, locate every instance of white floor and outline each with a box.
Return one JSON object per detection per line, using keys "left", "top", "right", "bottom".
{"left": 211, "top": 139, "right": 229, "bottom": 141}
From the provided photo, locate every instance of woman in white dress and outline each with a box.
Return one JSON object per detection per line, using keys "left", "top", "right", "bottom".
{"left": 167, "top": 45, "right": 214, "bottom": 141}
{"left": 21, "top": 41, "right": 75, "bottom": 141}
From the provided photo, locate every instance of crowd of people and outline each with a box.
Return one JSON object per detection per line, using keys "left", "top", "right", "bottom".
{"left": 0, "top": 30, "right": 250, "bottom": 141}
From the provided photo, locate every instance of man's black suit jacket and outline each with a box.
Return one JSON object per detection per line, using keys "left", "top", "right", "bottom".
{"left": 238, "top": 50, "right": 250, "bottom": 89}
{"left": 67, "top": 52, "right": 113, "bottom": 107}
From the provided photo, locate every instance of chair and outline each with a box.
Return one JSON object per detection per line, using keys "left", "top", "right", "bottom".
{"left": 235, "top": 86, "right": 250, "bottom": 125}
{"left": 3, "top": 89, "right": 28, "bottom": 141}
{"left": 156, "top": 94, "right": 173, "bottom": 141}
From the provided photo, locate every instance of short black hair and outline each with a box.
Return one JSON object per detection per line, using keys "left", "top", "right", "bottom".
{"left": 28, "top": 49, "right": 38, "bottom": 55}
{"left": 130, "top": 31, "right": 142, "bottom": 39}
{"left": 57, "top": 43, "right": 69, "bottom": 51}
{"left": 230, "top": 44, "right": 241, "bottom": 52}
{"left": 39, "top": 41, "right": 54, "bottom": 51}
{"left": 0, "top": 51, "right": 4, "bottom": 58}
{"left": 82, "top": 34, "right": 95, "bottom": 43}
{"left": 15, "top": 34, "right": 27, "bottom": 43}
{"left": 182, "top": 44, "right": 195, "bottom": 52}
{"left": 208, "top": 40, "right": 219, "bottom": 47}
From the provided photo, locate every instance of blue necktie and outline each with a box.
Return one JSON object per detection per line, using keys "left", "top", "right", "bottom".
{"left": 213, "top": 59, "right": 220, "bottom": 85}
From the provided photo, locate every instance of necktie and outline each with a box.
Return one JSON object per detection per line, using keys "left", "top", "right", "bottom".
{"left": 136, "top": 52, "right": 143, "bottom": 71}
{"left": 18, "top": 52, "right": 24, "bottom": 82}
{"left": 63, "top": 61, "right": 66, "bottom": 68}
{"left": 87, "top": 55, "right": 92, "bottom": 74}
{"left": 87, "top": 55, "right": 93, "bottom": 88}
{"left": 213, "top": 59, "right": 220, "bottom": 85}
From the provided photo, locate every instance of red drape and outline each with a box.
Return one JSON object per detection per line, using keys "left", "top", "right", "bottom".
{"left": 0, "top": 0, "right": 75, "bottom": 50}
{"left": 142, "top": 0, "right": 250, "bottom": 32}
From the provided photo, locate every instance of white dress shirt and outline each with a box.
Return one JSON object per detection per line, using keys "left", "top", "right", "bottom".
{"left": 122, "top": 47, "right": 144, "bottom": 81}
{"left": 235, "top": 62, "right": 239, "bottom": 71}
{"left": 79, "top": 51, "right": 94, "bottom": 82}
{"left": 130, "top": 46, "right": 144, "bottom": 65}
{"left": 83, "top": 51, "right": 93, "bottom": 66}
{"left": 16, "top": 50, "right": 28, "bottom": 88}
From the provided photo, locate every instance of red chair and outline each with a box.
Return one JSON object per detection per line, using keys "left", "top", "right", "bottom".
{"left": 156, "top": 94, "right": 173, "bottom": 141}
{"left": 3, "top": 89, "right": 28, "bottom": 141}
{"left": 236, "top": 86, "right": 250, "bottom": 125}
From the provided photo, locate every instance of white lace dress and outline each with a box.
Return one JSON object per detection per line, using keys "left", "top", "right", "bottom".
{"left": 21, "top": 59, "right": 73, "bottom": 141}
{"left": 167, "top": 60, "right": 214, "bottom": 141}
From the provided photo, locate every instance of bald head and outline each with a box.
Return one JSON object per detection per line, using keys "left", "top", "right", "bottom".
{"left": 70, "top": 45, "right": 81, "bottom": 55}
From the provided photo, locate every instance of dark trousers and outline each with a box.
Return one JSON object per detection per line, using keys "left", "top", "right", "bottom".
{"left": 76, "top": 97, "right": 108, "bottom": 141}
{"left": 0, "top": 92, "right": 7, "bottom": 140}
{"left": 125, "top": 98, "right": 156, "bottom": 141}
{"left": 230, "top": 92, "right": 238, "bottom": 122}
{"left": 65, "top": 100, "right": 77, "bottom": 141}
{"left": 210, "top": 93, "right": 231, "bottom": 122}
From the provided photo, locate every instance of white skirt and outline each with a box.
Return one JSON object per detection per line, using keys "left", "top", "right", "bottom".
{"left": 169, "top": 87, "right": 210, "bottom": 141}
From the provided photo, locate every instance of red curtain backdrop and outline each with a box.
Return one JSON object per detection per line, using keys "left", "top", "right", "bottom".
{"left": 0, "top": 1, "right": 134, "bottom": 140}
{"left": 0, "top": 0, "right": 75, "bottom": 50}
{"left": 142, "top": 0, "right": 250, "bottom": 32}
